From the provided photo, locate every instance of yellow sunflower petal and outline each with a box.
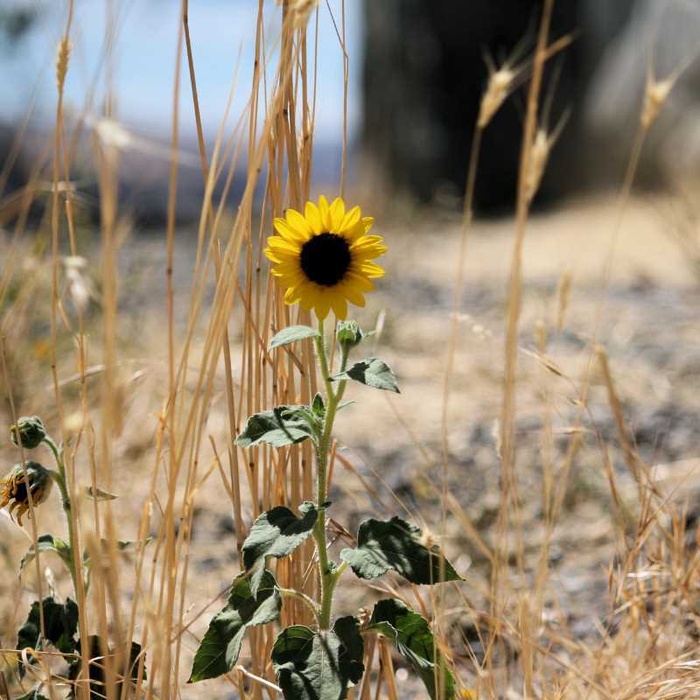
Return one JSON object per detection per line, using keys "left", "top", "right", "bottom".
{"left": 331, "top": 296, "right": 348, "bottom": 320}
{"left": 360, "top": 261, "right": 385, "bottom": 278}
{"left": 314, "top": 292, "right": 331, "bottom": 320}
{"left": 305, "top": 201, "right": 324, "bottom": 233}
{"left": 318, "top": 196, "right": 333, "bottom": 231}
{"left": 338, "top": 282, "right": 366, "bottom": 307}
{"left": 274, "top": 217, "right": 307, "bottom": 242}
{"left": 351, "top": 234, "right": 385, "bottom": 248}
{"left": 267, "top": 236, "right": 300, "bottom": 252}
{"left": 362, "top": 216, "right": 374, "bottom": 232}
{"left": 329, "top": 197, "right": 346, "bottom": 231}
{"left": 266, "top": 248, "right": 298, "bottom": 264}
{"left": 345, "top": 271, "right": 375, "bottom": 292}
{"left": 351, "top": 236, "right": 387, "bottom": 256}
{"left": 339, "top": 205, "right": 361, "bottom": 232}
{"left": 285, "top": 208, "right": 313, "bottom": 239}
{"left": 265, "top": 248, "right": 281, "bottom": 264}
{"left": 344, "top": 220, "right": 367, "bottom": 242}
{"left": 284, "top": 286, "right": 302, "bottom": 304}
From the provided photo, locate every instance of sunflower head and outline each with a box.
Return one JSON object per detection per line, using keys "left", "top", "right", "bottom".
{"left": 0, "top": 461, "right": 53, "bottom": 526}
{"left": 265, "top": 196, "right": 387, "bottom": 320}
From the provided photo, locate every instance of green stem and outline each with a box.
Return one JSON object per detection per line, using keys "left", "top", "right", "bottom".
{"left": 44, "top": 436, "right": 80, "bottom": 598}
{"left": 311, "top": 318, "right": 349, "bottom": 630}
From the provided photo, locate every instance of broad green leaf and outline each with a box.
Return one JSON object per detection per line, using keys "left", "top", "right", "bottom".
{"left": 188, "top": 571, "right": 280, "bottom": 683}
{"left": 336, "top": 358, "right": 399, "bottom": 393}
{"left": 340, "top": 517, "right": 462, "bottom": 584}
{"left": 20, "top": 534, "right": 72, "bottom": 573}
{"left": 17, "top": 597, "right": 79, "bottom": 676}
{"left": 67, "top": 636, "right": 146, "bottom": 699}
{"left": 269, "top": 325, "right": 320, "bottom": 350}
{"left": 242, "top": 502, "right": 317, "bottom": 594}
{"left": 333, "top": 616, "right": 365, "bottom": 685}
{"left": 271, "top": 618, "right": 364, "bottom": 700}
{"left": 236, "top": 406, "right": 319, "bottom": 448}
{"left": 84, "top": 486, "right": 118, "bottom": 501}
{"left": 369, "top": 599, "right": 455, "bottom": 700}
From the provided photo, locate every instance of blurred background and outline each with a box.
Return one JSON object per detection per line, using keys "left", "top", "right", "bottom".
{"left": 2, "top": 0, "right": 700, "bottom": 222}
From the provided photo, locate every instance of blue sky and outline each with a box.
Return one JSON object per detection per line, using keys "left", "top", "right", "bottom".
{"left": 2, "top": 0, "right": 362, "bottom": 144}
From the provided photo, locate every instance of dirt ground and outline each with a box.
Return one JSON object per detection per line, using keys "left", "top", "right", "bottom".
{"left": 1, "top": 193, "right": 699, "bottom": 697}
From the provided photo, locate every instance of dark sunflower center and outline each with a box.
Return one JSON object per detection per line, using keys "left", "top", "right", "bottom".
{"left": 300, "top": 232, "right": 351, "bottom": 286}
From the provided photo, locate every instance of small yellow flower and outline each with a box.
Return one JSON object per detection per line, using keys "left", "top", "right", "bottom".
{"left": 265, "top": 196, "right": 387, "bottom": 320}
{"left": 0, "top": 461, "right": 53, "bottom": 526}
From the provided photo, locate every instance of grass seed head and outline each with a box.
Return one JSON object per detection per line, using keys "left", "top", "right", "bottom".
{"left": 641, "top": 76, "right": 674, "bottom": 131}
{"left": 278, "top": 0, "right": 319, "bottom": 30}
{"left": 478, "top": 68, "right": 516, "bottom": 129}
{"left": 525, "top": 129, "right": 552, "bottom": 203}
{"left": 56, "top": 37, "right": 72, "bottom": 93}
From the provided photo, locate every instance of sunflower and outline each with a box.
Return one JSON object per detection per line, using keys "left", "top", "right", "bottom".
{"left": 265, "top": 196, "right": 387, "bottom": 320}
{"left": 0, "top": 461, "right": 53, "bottom": 526}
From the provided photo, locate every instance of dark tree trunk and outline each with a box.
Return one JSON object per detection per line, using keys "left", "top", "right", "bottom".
{"left": 361, "top": 0, "right": 634, "bottom": 211}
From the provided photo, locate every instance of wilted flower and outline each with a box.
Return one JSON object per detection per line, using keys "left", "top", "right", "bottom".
{"left": 9, "top": 416, "right": 47, "bottom": 450}
{"left": 0, "top": 462, "right": 53, "bottom": 525}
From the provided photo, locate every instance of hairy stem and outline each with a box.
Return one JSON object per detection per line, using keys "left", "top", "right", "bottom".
{"left": 312, "top": 318, "right": 348, "bottom": 629}
{"left": 44, "top": 436, "right": 80, "bottom": 597}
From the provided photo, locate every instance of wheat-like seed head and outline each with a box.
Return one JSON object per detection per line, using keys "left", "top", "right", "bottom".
{"left": 641, "top": 76, "right": 674, "bottom": 131}
{"left": 56, "top": 37, "right": 72, "bottom": 93}
{"left": 525, "top": 129, "right": 551, "bottom": 203}
{"left": 478, "top": 68, "right": 516, "bottom": 129}
{"left": 277, "top": 0, "right": 319, "bottom": 30}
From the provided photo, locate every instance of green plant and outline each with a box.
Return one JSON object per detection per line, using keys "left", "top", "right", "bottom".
{"left": 188, "top": 197, "right": 463, "bottom": 699}
{"left": 1, "top": 416, "right": 146, "bottom": 698}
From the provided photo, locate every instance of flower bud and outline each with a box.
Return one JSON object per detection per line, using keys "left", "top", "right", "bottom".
{"left": 0, "top": 461, "right": 53, "bottom": 526}
{"left": 10, "top": 416, "right": 47, "bottom": 450}
{"left": 336, "top": 320, "right": 364, "bottom": 349}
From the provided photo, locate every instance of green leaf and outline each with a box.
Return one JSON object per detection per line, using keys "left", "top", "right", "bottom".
{"left": 20, "top": 534, "right": 72, "bottom": 573}
{"left": 242, "top": 502, "right": 318, "bottom": 594}
{"left": 270, "top": 325, "right": 320, "bottom": 350}
{"left": 84, "top": 486, "right": 118, "bottom": 501}
{"left": 369, "top": 599, "right": 455, "bottom": 700}
{"left": 340, "top": 517, "right": 462, "bottom": 584}
{"left": 336, "top": 358, "right": 399, "bottom": 393}
{"left": 333, "top": 616, "right": 365, "bottom": 685}
{"left": 67, "top": 636, "right": 146, "bottom": 699}
{"left": 188, "top": 570, "right": 281, "bottom": 683}
{"left": 17, "top": 597, "right": 79, "bottom": 676}
{"left": 236, "top": 406, "right": 319, "bottom": 448}
{"left": 311, "top": 393, "right": 325, "bottom": 417}
{"left": 15, "top": 691, "right": 50, "bottom": 700}
{"left": 271, "top": 617, "right": 364, "bottom": 700}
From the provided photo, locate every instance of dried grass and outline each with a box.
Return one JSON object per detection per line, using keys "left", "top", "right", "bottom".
{"left": 0, "top": 1, "right": 698, "bottom": 699}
